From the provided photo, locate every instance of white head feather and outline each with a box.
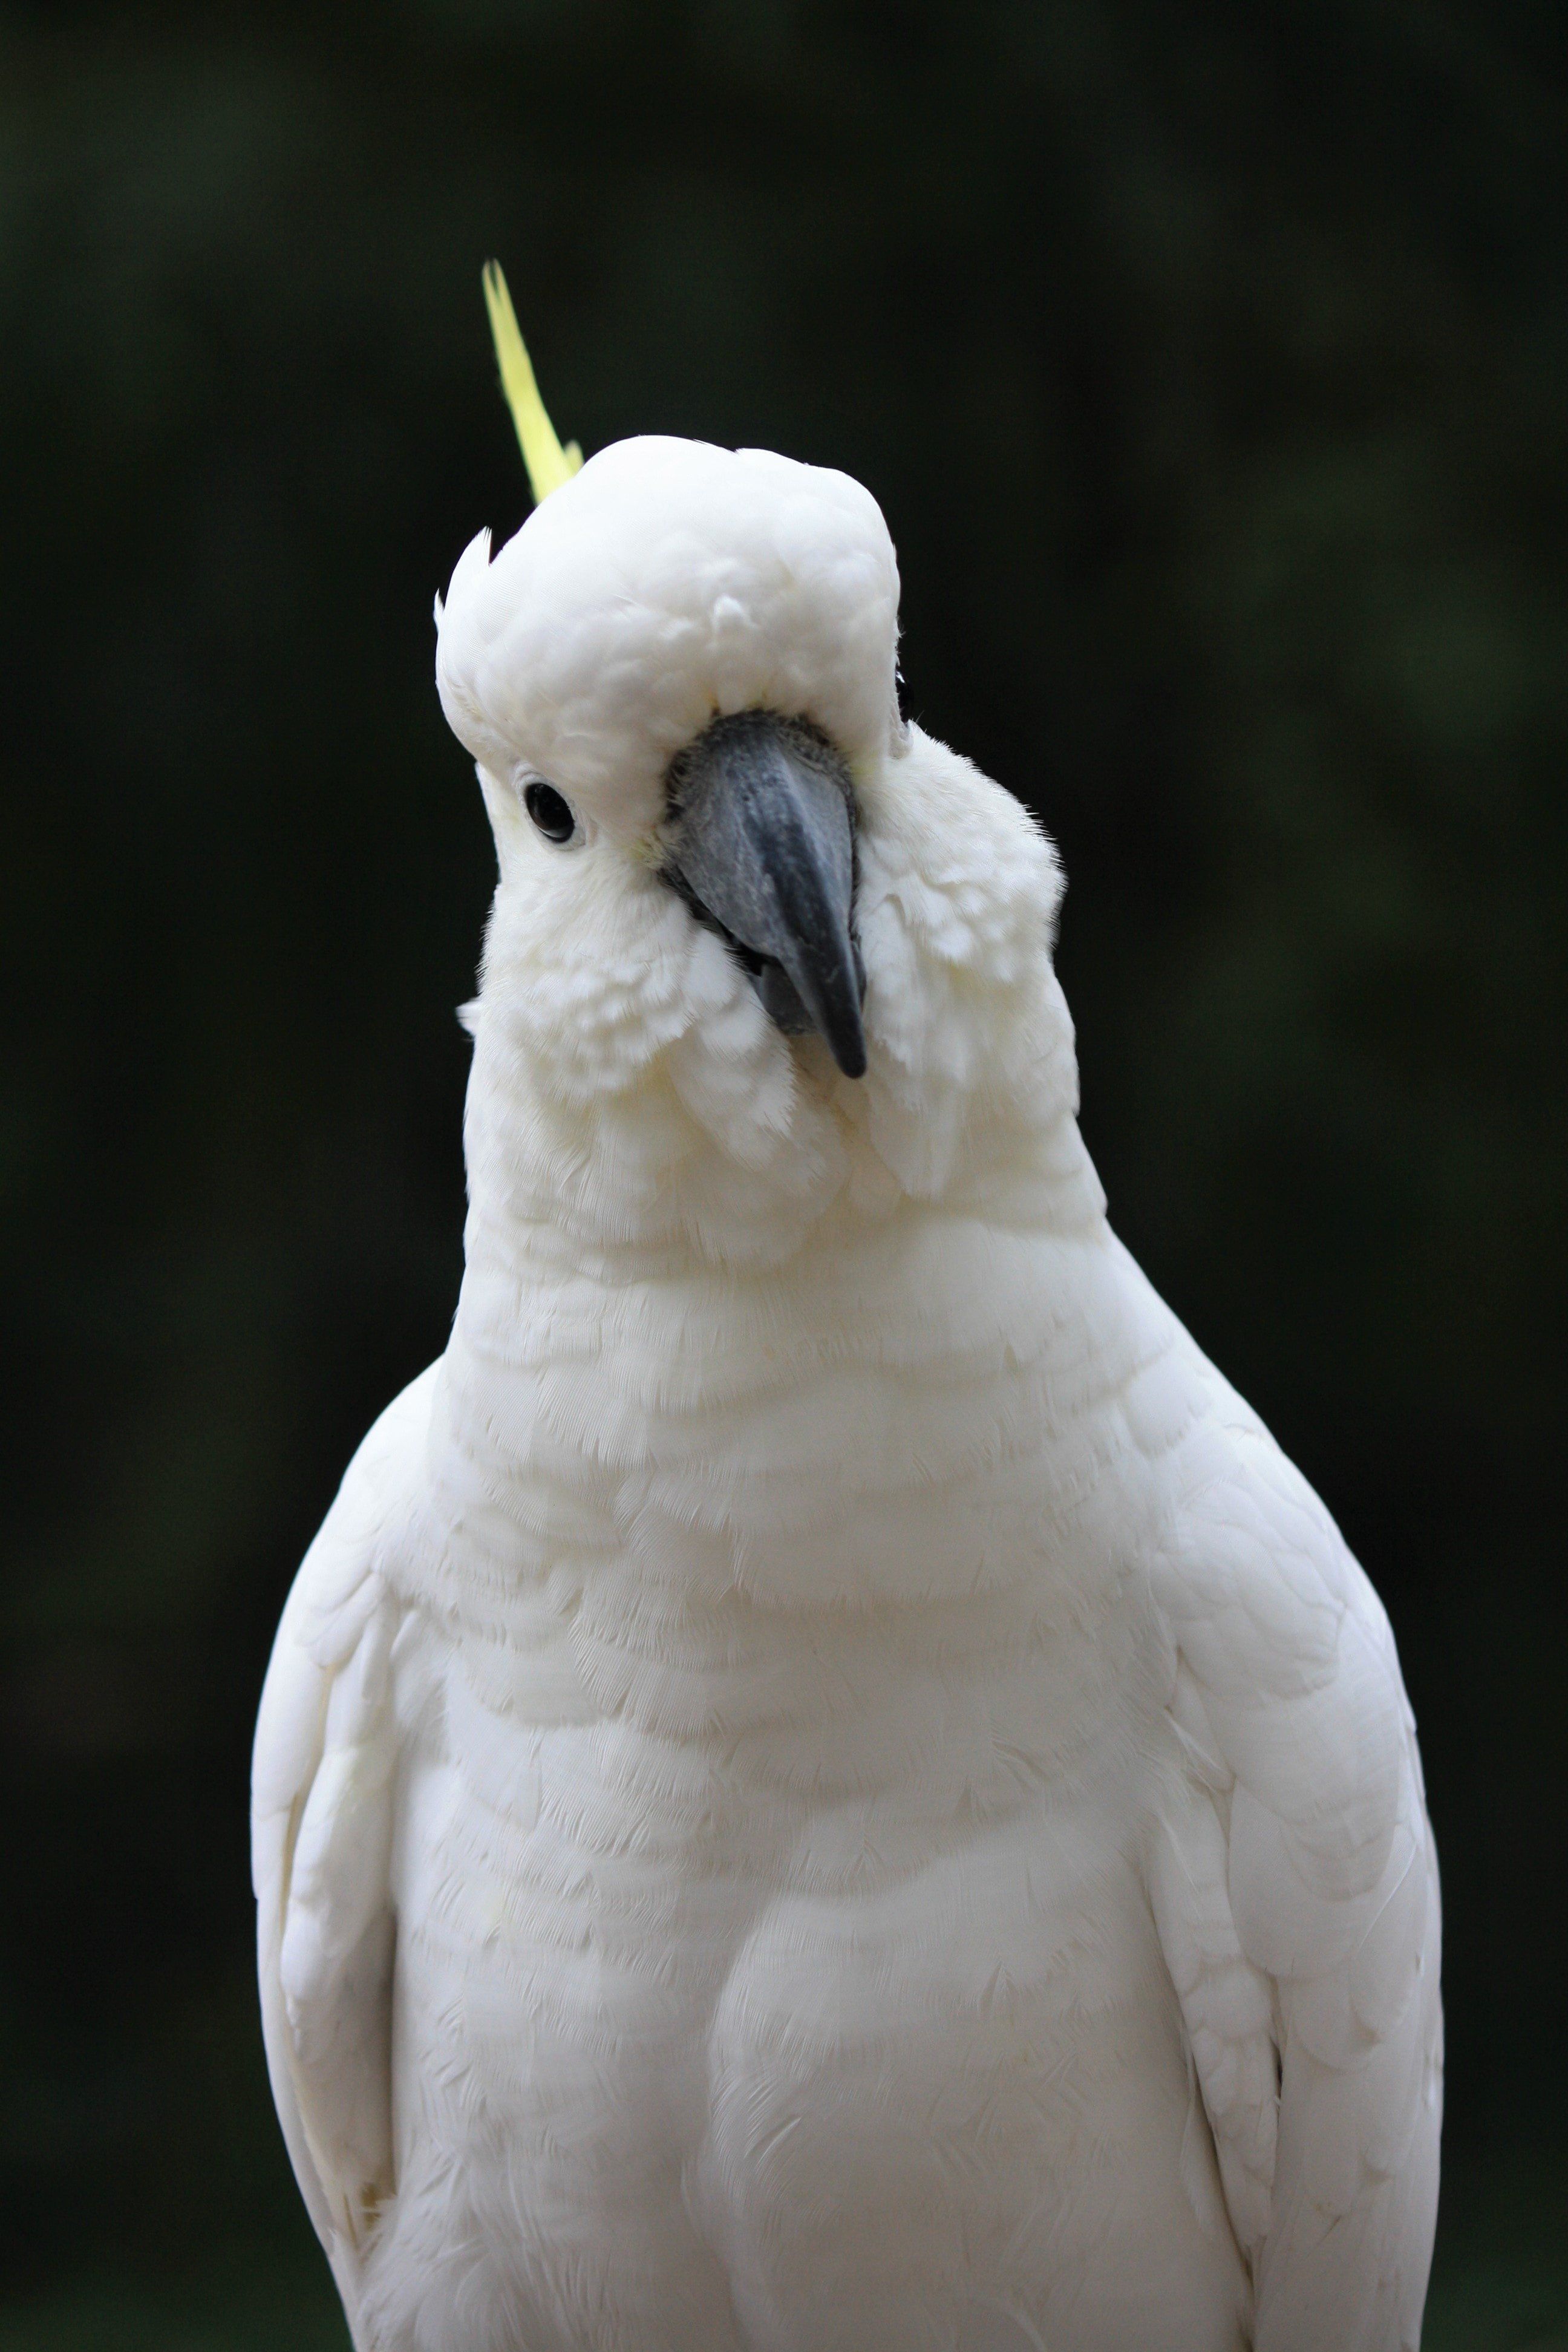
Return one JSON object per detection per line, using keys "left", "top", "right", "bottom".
{"left": 436, "top": 436, "right": 903, "bottom": 840}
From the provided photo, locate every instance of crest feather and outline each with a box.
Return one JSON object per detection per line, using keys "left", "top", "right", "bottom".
{"left": 481, "top": 261, "right": 584, "bottom": 505}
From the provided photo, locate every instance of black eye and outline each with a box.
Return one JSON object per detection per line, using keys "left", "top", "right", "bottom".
{"left": 524, "top": 780, "right": 577, "bottom": 843}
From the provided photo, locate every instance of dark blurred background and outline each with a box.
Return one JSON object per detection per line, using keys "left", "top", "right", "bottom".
{"left": 2, "top": 0, "right": 1565, "bottom": 2343}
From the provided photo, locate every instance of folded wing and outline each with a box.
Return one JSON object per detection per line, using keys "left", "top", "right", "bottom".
{"left": 251, "top": 1364, "right": 438, "bottom": 2334}
{"left": 1148, "top": 1344, "right": 1442, "bottom": 2352}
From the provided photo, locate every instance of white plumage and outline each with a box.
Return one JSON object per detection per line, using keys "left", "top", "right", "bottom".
{"left": 253, "top": 433, "right": 1441, "bottom": 2351}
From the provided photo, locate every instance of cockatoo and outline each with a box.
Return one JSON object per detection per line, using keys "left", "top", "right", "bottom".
{"left": 253, "top": 272, "right": 1441, "bottom": 2352}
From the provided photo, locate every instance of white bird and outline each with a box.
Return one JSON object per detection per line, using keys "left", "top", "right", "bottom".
{"left": 253, "top": 289, "right": 1441, "bottom": 2352}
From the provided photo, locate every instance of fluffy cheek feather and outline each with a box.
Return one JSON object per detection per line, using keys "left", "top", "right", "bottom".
{"left": 463, "top": 844, "right": 848, "bottom": 1263}
{"left": 854, "top": 735, "right": 1078, "bottom": 1207}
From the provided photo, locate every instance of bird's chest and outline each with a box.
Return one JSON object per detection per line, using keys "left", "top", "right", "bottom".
{"left": 377, "top": 1600, "right": 1238, "bottom": 2352}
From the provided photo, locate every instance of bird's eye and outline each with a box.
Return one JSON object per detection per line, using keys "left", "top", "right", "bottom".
{"left": 524, "top": 780, "right": 577, "bottom": 844}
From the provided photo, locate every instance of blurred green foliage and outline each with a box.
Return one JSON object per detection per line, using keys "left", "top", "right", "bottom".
{"left": 1, "top": 0, "right": 1565, "bottom": 2340}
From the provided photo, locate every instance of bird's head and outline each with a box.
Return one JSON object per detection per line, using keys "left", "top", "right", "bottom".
{"left": 436, "top": 431, "right": 899, "bottom": 1085}
{"left": 433, "top": 293, "right": 1078, "bottom": 1264}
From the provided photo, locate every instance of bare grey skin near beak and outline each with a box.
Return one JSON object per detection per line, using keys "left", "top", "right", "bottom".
{"left": 662, "top": 710, "right": 867, "bottom": 1079}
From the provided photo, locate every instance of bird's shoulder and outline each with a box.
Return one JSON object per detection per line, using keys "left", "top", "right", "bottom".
{"left": 253, "top": 1360, "right": 437, "bottom": 1838}
{"left": 1149, "top": 1335, "right": 1420, "bottom": 1962}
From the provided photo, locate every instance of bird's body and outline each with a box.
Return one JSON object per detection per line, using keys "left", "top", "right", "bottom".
{"left": 255, "top": 434, "right": 1440, "bottom": 2352}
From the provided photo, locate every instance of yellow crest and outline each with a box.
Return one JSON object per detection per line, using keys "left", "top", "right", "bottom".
{"left": 482, "top": 261, "right": 584, "bottom": 506}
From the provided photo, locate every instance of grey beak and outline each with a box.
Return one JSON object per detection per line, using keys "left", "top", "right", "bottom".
{"left": 662, "top": 711, "right": 867, "bottom": 1079}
